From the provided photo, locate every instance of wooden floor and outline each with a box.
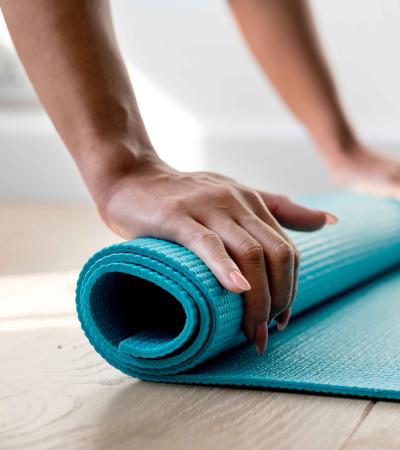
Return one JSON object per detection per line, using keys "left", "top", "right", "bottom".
{"left": 1, "top": 203, "right": 400, "bottom": 450}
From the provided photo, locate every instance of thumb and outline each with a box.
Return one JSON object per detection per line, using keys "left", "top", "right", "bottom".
{"left": 260, "top": 193, "right": 338, "bottom": 231}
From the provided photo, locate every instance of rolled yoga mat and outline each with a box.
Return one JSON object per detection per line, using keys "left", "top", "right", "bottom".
{"left": 76, "top": 193, "right": 400, "bottom": 399}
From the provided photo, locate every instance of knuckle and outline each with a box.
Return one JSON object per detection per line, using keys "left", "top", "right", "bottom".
{"left": 241, "top": 188, "right": 257, "bottom": 199}
{"left": 276, "top": 293, "right": 292, "bottom": 310}
{"left": 268, "top": 194, "right": 290, "bottom": 214}
{"left": 191, "top": 229, "right": 220, "bottom": 248}
{"left": 215, "top": 186, "right": 235, "bottom": 202}
{"left": 239, "top": 239, "right": 264, "bottom": 264}
{"left": 214, "top": 254, "right": 234, "bottom": 266}
{"left": 273, "top": 240, "right": 295, "bottom": 266}
{"left": 271, "top": 294, "right": 291, "bottom": 315}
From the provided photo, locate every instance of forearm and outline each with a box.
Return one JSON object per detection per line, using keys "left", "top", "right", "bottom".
{"left": 1, "top": 0, "right": 158, "bottom": 205}
{"left": 228, "top": 0, "right": 356, "bottom": 154}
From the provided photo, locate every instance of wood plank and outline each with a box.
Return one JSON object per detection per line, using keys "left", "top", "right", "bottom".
{"left": 0, "top": 317, "right": 370, "bottom": 450}
{"left": 0, "top": 271, "right": 77, "bottom": 319}
{"left": 343, "top": 402, "right": 400, "bottom": 450}
{"left": 0, "top": 202, "right": 117, "bottom": 276}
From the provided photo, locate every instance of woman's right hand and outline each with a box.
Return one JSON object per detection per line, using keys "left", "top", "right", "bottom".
{"left": 96, "top": 157, "right": 337, "bottom": 353}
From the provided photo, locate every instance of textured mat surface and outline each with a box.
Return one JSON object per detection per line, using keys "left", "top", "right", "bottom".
{"left": 76, "top": 193, "right": 400, "bottom": 399}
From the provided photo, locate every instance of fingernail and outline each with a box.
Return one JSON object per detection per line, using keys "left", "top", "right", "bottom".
{"left": 276, "top": 308, "right": 291, "bottom": 331}
{"left": 324, "top": 213, "right": 338, "bottom": 224}
{"left": 230, "top": 270, "right": 251, "bottom": 291}
{"left": 255, "top": 321, "right": 268, "bottom": 354}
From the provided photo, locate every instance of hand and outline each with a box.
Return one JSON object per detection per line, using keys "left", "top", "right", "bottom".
{"left": 97, "top": 159, "right": 336, "bottom": 353}
{"left": 325, "top": 141, "right": 400, "bottom": 199}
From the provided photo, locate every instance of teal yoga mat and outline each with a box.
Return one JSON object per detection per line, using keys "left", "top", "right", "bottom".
{"left": 76, "top": 193, "right": 400, "bottom": 399}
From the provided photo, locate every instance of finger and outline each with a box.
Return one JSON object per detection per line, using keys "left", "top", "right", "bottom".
{"left": 276, "top": 307, "right": 291, "bottom": 331}
{"left": 259, "top": 200, "right": 301, "bottom": 310}
{"left": 232, "top": 191, "right": 299, "bottom": 320}
{"left": 208, "top": 219, "right": 271, "bottom": 352}
{"left": 235, "top": 214, "right": 295, "bottom": 321}
{"left": 254, "top": 320, "right": 268, "bottom": 354}
{"left": 239, "top": 190, "right": 291, "bottom": 238}
{"left": 174, "top": 219, "right": 251, "bottom": 294}
{"left": 289, "top": 246, "right": 300, "bottom": 306}
{"left": 249, "top": 192, "right": 332, "bottom": 316}
{"left": 259, "top": 193, "right": 338, "bottom": 231}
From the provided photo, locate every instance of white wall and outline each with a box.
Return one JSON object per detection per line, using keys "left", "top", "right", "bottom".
{"left": 111, "top": 0, "right": 400, "bottom": 137}
{"left": 1, "top": 1, "right": 399, "bottom": 201}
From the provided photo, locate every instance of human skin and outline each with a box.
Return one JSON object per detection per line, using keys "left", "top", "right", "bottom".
{"left": 229, "top": 0, "right": 400, "bottom": 198}
{"left": 0, "top": 0, "right": 336, "bottom": 353}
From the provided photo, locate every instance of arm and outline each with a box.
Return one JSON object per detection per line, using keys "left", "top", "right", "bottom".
{"left": 1, "top": 0, "right": 334, "bottom": 352}
{"left": 1, "top": 0, "right": 154, "bottom": 203}
{"left": 229, "top": 0, "right": 400, "bottom": 197}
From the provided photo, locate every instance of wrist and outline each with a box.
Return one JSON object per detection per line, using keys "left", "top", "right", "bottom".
{"left": 308, "top": 118, "right": 360, "bottom": 163}
{"left": 75, "top": 137, "right": 165, "bottom": 210}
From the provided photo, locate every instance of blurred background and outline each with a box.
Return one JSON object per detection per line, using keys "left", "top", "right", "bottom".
{"left": 1, "top": 0, "right": 400, "bottom": 274}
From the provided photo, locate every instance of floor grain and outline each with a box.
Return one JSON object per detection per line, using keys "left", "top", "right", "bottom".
{"left": 0, "top": 321, "right": 370, "bottom": 450}
{"left": 343, "top": 402, "right": 400, "bottom": 450}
